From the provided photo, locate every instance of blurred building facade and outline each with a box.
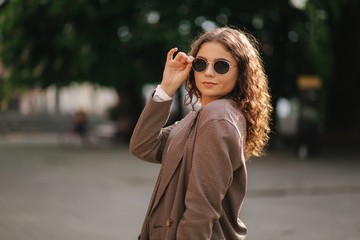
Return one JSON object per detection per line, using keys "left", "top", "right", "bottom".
{"left": 0, "top": 83, "right": 118, "bottom": 132}
{"left": 18, "top": 83, "right": 118, "bottom": 116}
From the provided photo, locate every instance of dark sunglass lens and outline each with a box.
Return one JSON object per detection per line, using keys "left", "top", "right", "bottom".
{"left": 214, "top": 61, "right": 230, "bottom": 74}
{"left": 192, "top": 58, "right": 207, "bottom": 72}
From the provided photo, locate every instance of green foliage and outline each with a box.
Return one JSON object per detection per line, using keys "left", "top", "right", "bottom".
{"left": 0, "top": 0, "right": 357, "bottom": 100}
{"left": 0, "top": 0, "right": 181, "bottom": 90}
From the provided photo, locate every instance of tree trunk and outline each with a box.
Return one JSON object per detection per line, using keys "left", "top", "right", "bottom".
{"left": 55, "top": 85, "right": 60, "bottom": 115}
{"left": 327, "top": 3, "right": 360, "bottom": 135}
{"left": 113, "top": 83, "right": 144, "bottom": 142}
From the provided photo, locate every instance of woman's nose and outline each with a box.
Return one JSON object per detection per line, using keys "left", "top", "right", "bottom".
{"left": 204, "top": 63, "right": 215, "bottom": 77}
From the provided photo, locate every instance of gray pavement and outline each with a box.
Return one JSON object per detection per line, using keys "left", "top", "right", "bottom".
{"left": 0, "top": 132, "right": 359, "bottom": 240}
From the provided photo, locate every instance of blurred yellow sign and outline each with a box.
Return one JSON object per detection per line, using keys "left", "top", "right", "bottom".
{"left": 297, "top": 75, "right": 322, "bottom": 89}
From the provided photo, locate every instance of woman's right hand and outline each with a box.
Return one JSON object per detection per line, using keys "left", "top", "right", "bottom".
{"left": 160, "top": 48, "right": 194, "bottom": 97}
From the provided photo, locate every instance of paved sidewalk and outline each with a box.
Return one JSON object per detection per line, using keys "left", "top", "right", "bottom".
{"left": 0, "top": 132, "right": 359, "bottom": 240}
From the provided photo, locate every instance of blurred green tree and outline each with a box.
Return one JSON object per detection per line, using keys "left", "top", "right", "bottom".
{"left": 0, "top": 0, "right": 197, "bottom": 137}
{"left": 0, "top": 0, "right": 359, "bottom": 137}
{"left": 0, "top": 0, "right": 306, "bottom": 111}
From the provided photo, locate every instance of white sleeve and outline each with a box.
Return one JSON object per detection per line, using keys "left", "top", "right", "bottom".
{"left": 153, "top": 85, "right": 173, "bottom": 102}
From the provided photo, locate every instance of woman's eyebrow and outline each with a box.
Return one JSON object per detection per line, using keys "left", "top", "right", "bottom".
{"left": 196, "top": 55, "right": 206, "bottom": 59}
{"left": 216, "top": 57, "right": 231, "bottom": 62}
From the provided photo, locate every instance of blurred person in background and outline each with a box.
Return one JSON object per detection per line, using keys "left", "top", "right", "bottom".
{"left": 60, "top": 109, "right": 90, "bottom": 146}
{"left": 130, "top": 26, "right": 272, "bottom": 240}
{"left": 72, "top": 110, "right": 88, "bottom": 139}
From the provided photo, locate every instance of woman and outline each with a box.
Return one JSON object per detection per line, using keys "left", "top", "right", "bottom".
{"left": 130, "top": 26, "right": 272, "bottom": 240}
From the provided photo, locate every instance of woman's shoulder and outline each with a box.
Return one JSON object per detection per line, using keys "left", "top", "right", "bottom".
{"left": 199, "top": 99, "right": 246, "bottom": 127}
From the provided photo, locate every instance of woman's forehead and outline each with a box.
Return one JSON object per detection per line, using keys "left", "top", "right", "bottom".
{"left": 197, "top": 41, "right": 236, "bottom": 62}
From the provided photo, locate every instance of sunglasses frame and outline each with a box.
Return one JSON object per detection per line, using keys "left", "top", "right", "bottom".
{"left": 192, "top": 57, "right": 238, "bottom": 74}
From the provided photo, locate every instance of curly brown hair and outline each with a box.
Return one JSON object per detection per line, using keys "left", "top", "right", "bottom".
{"left": 185, "top": 26, "right": 272, "bottom": 159}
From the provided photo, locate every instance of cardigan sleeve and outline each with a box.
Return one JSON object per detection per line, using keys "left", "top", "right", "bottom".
{"left": 153, "top": 85, "right": 173, "bottom": 102}
{"left": 129, "top": 93, "right": 174, "bottom": 164}
{"left": 176, "top": 118, "right": 243, "bottom": 239}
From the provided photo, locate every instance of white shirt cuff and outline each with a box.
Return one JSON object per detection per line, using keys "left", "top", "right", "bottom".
{"left": 153, "top": 85, "right": 173, "bottom": 102}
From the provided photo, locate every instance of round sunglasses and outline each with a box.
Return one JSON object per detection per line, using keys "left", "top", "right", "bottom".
{"left": 192, "top": 57, "right": 237, "bottom": 74}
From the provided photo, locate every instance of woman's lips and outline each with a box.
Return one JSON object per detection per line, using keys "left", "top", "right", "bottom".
{"left": 202, "top": 82, "right": 217, "bottom": 87}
